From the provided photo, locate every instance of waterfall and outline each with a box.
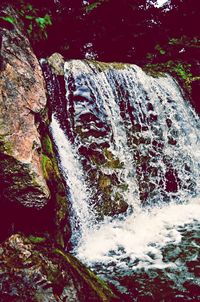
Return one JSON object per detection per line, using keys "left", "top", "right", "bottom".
{"left": 45, "top": 59, "right": 200, "bottom": 299}
{"left": 63, "top": 60, "right": 200, "bottom": 206}
{"left": 50, "top": 115, "right": 95, "bottom": 244}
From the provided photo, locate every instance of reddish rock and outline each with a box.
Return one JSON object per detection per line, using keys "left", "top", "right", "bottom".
{"left": 0, "top": 6, "right": 50, "bottom": 208}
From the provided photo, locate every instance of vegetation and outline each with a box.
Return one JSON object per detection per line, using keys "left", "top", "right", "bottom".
{"left": 28, "top": 235, "right": 46, "bottom": 244}
{"left": 1, "top": 0, "right": 197, "bottom": 80}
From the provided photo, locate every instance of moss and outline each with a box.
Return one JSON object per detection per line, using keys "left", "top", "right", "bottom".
{"left": 0, "top": 136, "right": 13, "bottom": 155}
{"left": 41, "top": 154, "right": 53, "bottom": 181}
{"left": 96, "top": 196, "right": 128, "bottom": 217}
{"left": 38, "top": 123, "right": 70, "bottom": 247}
{"left": 28, "top": 235, "right": 46, "bottom": 244}
{"left": 143, "top": 60, "right": 196, "bottom": 94}
{"left": 103, "top": 149, "right": 124, "bottom": 169}
{"left": 142, "top": 64, "right": 166, "bottom": 78}
{"left": 42, "top": 134, "right": 54, "bottom": 158}
{"left": 99, "top": 175, "right": 111, "bottom": 189}
{"left": 41, "top": 151, "right": 69, "bottom": 247}
{"left": 54, "top": 249, "right": 118, "bottom": 301}
{"left": 119, "top": 183, "right": 129, "bottom": 192}
{"left": 87, "top": 60, "right": 130, "bottom": 72}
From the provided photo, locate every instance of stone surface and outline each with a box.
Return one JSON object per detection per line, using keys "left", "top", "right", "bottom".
{"left": 47, "top": 52, "right": 65, "bottom": 76}
{"left": 0, "top": 6, "right": 50, "bottom": 208}
{"left": 0, "top": 234, "right": 119, "bottom": 301}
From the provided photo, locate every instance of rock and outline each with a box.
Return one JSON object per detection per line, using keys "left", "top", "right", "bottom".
{"left": 47, "top": 52, "right": 65, "bottom": 76}
{"left": 0, "top": 6, "right": 50, "bottom": 208}
{"left": 0, "top": 234, "right": 119, "bottom": 301}
{"left": 39, "top": 129, "right": 71, "bottom": 247}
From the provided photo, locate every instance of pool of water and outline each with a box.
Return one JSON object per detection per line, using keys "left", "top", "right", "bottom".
{"left": 75, "top": 199, "right": 200, "bottom": 301}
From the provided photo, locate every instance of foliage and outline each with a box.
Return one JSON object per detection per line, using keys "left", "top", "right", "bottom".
{"left": 155, "top": 44, "right": 166, "bottom": 55}
{"left": 173, "top": 63, "right": 192, "bottom": 81}
{"left": 0, "top": 15, "right": 15, "bottom": 24}
{"left": 28, "top": 235, "right": 46, "bottom": 244}
{"left": 7, "top": 0, "right": 199, "bottom": 71}
{"left": 168, "top": 36, "right": 200, "bottom": 48}
{"left": 85, "top": 1, "right": 105, "bottom": 13}
{"left": 143, "top": 60, "right": 195, "bottom": 94}
{"left": 18, "top": 2, "right": 52, "bottom": 41}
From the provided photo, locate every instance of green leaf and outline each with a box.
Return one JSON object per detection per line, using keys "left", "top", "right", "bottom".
{"left": 160, "top": 49, "right": 166, "bottom": 55}
{"left": 85, "top": 1, "right": 105, "bottom": 13}
{"left": 35, "top": 14, "right": 52, "bottom": 29}
{"left": 25, "top": 15, "right": 34, "bottom": 20}
{"left": 28, "top": 235, "right": 46, "bottom": 244}
{"left": 0, "top": 16, "right": 15, "bottom": 24}
{"left": 27, "top": 23, "right": 33, "bottom": 34}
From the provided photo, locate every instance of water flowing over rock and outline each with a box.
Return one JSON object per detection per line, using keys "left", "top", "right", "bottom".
{"left": 47, "top": 59, "right": 200, "bottom": 218}
{"left": 45, "top": 58, "right": 200, "bottom": 299}
{"left": 0, "top": 6, "right": 50, "bottom": 209}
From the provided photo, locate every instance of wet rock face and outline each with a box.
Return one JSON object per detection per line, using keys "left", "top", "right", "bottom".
{"left": 45, "top": 58, "right": 130, "bottom": 217}
{"left": 0, "top": 6, "right": 50, "bottom": 208}
{"left": 47, "top": 58, "right": 199, "bottom": 213}
{"left": 0, "top": 234, "right": 118, "bottom": 302}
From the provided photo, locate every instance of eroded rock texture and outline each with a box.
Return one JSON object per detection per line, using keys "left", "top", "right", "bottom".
{"left": 0, "top": 6, "right": 50, "bottom": 208}
{"left": 0, "top": 234, "right": 118, "bottom": 302}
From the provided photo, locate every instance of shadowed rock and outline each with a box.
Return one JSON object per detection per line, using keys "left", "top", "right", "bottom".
{"left": 0, "top": 234, "right": 119, "bottom": 301}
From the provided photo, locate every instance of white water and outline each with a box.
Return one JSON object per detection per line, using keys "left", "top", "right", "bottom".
{"left": 76, "top": 198, "right": 200, "bottom": 270}
{"left": 51, "top": 60, "right": 200, "bottom": 284}
{"left": 76, "top": 61, "right": 139, "bottom": 206}
{"left": 50, "top": 115, "right": 95, "bottom": 243}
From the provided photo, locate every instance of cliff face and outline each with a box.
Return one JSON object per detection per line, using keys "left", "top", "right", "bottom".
{"left": 0, "top": 6, "right": 50, "bottom": 208}
{"left": 0, "top": 5, "right": 71, "bottom": 248}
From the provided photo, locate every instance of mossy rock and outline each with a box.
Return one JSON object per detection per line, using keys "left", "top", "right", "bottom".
{"left": 42, "top": 134, "right": 54, "bottom": 158}
{"left": 103, "top": 149, "right": 124, "bottom": 169}
{"left": 97, "top": 196, "right": 128, "bottom": 217}
{"left": 39, "top": 121, "right": 71, "bottom": 247}
{"left": 0, "top": 136, "right": 13, "bottom": 155}
{"left": 99, "top": 175, "right": 112, "bottom": 189}
{"left": 42, "top": 154, "right": 54, "bottom": 182}
{"left": 0, "top": 234, "right": 119, "bottom": 301}
{"left": 28, "top": 235, "right": 46, "bottom": 244}
{"left": 86, "top": 60, "right": 130, "bottom": 72}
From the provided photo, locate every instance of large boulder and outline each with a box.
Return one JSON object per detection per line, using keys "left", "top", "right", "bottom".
{"left": 0, "top": 234, "right": 118, "bottom": 301}
{"left": 0, "top": 6, "right": 50, "bottom": 208}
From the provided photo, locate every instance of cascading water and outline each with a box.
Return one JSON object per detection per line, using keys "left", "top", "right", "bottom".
{"left": 50, "top": 115, "right": 95, "bottom": 244}
{"left": 45, "top": 59, "right": 200, "bottom": 301}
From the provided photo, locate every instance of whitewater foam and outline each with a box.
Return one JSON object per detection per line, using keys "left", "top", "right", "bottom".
{"left": 76, "top": 198, "right": 200, "bottom": 270}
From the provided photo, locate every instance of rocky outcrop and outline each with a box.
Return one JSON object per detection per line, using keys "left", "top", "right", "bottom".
{"left": 0, "top": 6, "right": 50, "bottom": 208}
{"left": 0, "top": 234, "right": 118, "bottom": 301}
{"left": 47, "top": 52, "right": 65, "bottom": 76}
{"left": 0, "top": 6, "right": 71, "bottom": 248}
